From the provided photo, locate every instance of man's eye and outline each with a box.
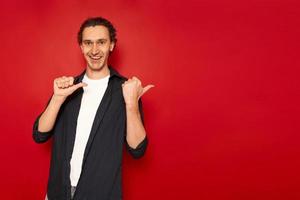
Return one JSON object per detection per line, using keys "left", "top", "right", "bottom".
{"left": 84, "top": 41, "right": 92, "bottom": 46}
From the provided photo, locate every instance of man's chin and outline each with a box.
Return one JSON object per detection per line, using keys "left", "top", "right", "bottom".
{"left": 87, "top": 63, "right": 105, "bottom": 71}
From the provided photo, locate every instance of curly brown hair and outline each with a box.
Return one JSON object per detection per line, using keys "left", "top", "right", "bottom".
{"left": 77, "top": 17, "right": 117, "bottom": 45}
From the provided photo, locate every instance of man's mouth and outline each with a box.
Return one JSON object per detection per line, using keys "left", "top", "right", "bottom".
{"left": 89, "top": 55, "right": 103, "bottom": 61}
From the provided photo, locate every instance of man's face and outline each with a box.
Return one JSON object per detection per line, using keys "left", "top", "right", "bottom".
{"left": 80, "top": 25, "right": 115, "bottom": 72}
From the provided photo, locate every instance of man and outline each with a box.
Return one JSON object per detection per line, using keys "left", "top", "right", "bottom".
{"left": 33, "top": 17, "right": 153, "bottom": 200}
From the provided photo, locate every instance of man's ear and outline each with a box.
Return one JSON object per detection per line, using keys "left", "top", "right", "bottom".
{"left": 110, "top": 42, "right": 115, "bottom": 52}
{"left": 80, "top": 44, "right": 84, "bottom": 52}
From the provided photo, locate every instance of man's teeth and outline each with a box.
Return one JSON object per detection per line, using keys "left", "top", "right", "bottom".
{"left": 90, "top": 56, "right": 102, "bottom": 60}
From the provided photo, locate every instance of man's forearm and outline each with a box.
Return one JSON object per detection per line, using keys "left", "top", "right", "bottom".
{"left": 38, "top": 95, "right": 65, "bottom": 132}
{"left": 125, "top": 104, "right": 147, "bottom": 149}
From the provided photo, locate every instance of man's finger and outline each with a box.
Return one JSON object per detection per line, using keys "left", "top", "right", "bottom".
{"left": 132, "top": 76, "right": 139, "bottom": 81}
{"left": 63, "top": 81, "right": 69, "bottom": 88}
{"left": 72, "top": 82, "right": 88, "bottom": 90}
{"left": 141, "top": 84, "right": 154, "bottom": 96}
{"left": 132, "top": 76, "right": 141, "bottom": 85}
{"left": 56, "top": 80, "right": 63, "bottom": 88}
{"left": 79, "top": 82, "right": 88, "bottom": 87}
{"left": 68, "top": 77, "right": 74, "bottom": 85}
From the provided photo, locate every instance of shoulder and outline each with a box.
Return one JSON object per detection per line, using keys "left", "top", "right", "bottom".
{"left": 109, "top": 66, "right": 128, "bottom": 83}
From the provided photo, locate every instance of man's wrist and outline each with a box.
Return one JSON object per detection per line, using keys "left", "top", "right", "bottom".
{"left": 51, "top": 94, "right": 66, "bottom": 105}
{"left": 125, "top": 102, "right": 139, "bottom": 113}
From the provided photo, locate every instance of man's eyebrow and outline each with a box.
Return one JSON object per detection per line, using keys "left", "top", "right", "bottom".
{"left": 83, "top": 39, "right": 107, "bottom": 42}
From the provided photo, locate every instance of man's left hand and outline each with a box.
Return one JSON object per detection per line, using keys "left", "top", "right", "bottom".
{"left": 122, "top": 76, "right": 154, "bottom": 106}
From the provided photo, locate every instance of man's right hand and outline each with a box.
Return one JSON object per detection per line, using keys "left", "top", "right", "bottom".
{"left": 53, "top": 76, "right": 87, "bottom": 102}
{"left": 37, "top": 76, "right": 87, "bottom": 133}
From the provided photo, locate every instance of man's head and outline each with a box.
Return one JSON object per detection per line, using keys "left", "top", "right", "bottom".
{"left": 78, "top": 17, "right": 117, "bottom": 72}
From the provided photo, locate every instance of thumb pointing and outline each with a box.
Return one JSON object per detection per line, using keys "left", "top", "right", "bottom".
{"left": 141, "top": 84, "right": 154, "bottom": 96}
{"left": 73, "top": 82, "right": 88, "bottom": 90}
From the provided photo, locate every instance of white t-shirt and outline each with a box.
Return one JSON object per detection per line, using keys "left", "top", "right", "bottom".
{"left": 70, "top": 73, "right": 109, "bottom": 187}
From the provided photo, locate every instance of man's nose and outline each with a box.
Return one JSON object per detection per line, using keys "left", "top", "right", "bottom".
{"left": 91, "top": 43, "right": 99, "bottom": 55}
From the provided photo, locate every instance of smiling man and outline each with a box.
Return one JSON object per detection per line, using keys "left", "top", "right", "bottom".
{"left": 33, "top": 17, "right": 153, "bottom": 200}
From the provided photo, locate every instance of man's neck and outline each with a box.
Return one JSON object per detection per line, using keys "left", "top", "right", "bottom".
{"left": 85, "top": 65, "right": 110, "bottom": 80}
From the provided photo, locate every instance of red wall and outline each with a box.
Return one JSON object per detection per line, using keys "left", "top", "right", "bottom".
{"left": 1, "top": 0, "right": 300, "bottom": 199}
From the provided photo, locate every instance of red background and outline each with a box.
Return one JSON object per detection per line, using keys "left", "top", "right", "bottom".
{"left": 1, "top": 0, "right": 300, "bottom": 199}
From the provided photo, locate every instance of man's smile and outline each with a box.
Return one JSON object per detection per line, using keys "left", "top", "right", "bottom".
{"left": 88, "top": 55, "right": 103, "bottom": 61}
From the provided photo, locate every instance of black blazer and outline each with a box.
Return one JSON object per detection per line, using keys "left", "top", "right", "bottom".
{"left": 33, "top": 67, "right": 148, "bottom": 200}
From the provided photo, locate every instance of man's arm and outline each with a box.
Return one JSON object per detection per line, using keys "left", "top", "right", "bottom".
{"left": 122, "top": 76, "right": 153, "bottom": 158}
{"left": 125, "top": 101, "right": 147, "bottom": 148}
{"left": 37, "top": 94, "right": 66, "bottom": 132}
{"left": 33, "top": 76, "right": 87, "bottom": 143}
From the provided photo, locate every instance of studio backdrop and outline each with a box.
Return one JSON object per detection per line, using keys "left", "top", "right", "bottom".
{"left": 0, "top": 0, "right": 299, "bottom": 199}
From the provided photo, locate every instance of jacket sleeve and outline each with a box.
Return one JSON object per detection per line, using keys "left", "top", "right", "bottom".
{"left": 32, "top": 114, "right": 53, "bottom": 143}
{"left": 32, "top": 96, "right": 54, "bottom": 143}
{"left": 125, "top": 99, "right": 149, "bottom": 159}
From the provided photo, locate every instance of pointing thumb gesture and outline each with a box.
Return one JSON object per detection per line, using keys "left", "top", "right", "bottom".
{"left": 53, "top": 76, "right": 88, "bottom": 102}
{"left": 139, "top": 84, "right": 155, "bottom": 98}
{"left": 122, "top": 77, "right": 154, "bottom": 105}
